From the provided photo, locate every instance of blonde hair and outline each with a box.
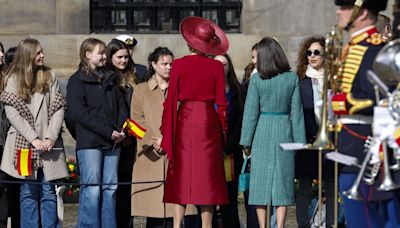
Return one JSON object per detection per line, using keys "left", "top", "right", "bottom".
{"left": 79, "top": 38, "right": 106, "bottom": 74}
{"left": 6, "top": 38, "right": 52, "bottom": 101}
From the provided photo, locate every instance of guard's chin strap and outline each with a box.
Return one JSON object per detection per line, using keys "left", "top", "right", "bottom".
{"left": 344, "top": 0, "right": 365, "bottom": 31}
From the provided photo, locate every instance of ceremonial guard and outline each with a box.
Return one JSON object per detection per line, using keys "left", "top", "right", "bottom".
{"left": 332, "top": 0, "right": 400, "bottom": 227}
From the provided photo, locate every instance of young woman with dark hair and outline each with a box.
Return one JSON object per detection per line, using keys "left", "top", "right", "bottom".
{"left": 214, "top": 53, "right": 244, "bottom": 228}
{"left": 105, "top": 38, "right": 139, "bottom": 228}
{"left": 295, "top": 36, "right": 336, "bottom": 228}
{"left": 240, "top": 37, "right": 306, "bottom": 228}
{"left": 0, "top": 41, "right": 7, "bottom": 228}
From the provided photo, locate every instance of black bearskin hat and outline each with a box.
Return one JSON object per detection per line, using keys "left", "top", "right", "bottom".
{"left": 334, "top": 0, "right": 387, "bottom": 11}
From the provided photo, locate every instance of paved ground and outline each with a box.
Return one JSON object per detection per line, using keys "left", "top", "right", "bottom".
{"left": 62, "top": 196, "right": 299, "bottom": 228}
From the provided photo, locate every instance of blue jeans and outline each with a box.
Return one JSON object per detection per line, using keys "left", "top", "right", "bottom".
{"left": 20, "top": 169, "right": 59, "bottom": 228}
{"left": 77, "top": 148, "right": 120, "bottom": 228}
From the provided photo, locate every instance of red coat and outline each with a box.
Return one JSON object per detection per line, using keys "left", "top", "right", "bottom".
{"left": 161, "top": 54, "right": 229, "bottom": 204}
{"left": 161, "top": 55, "right": 228, "bottom": 160}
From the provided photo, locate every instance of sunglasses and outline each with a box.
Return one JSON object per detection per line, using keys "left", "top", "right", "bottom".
{"left": 305, "top": 50, "right": 323, "bottom": 57}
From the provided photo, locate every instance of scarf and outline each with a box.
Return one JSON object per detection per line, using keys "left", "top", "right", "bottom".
{"left": 0, "top": 90, "right": 66, "bottom": 169}
{"left": 305, "top": 65, "right": 325, "bottom": 124}
{"left": 305, "top": 64, "right": 324, "bottom": 88}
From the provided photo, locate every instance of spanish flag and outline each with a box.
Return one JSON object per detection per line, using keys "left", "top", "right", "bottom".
{"left": 394, "top": 127, "right": 400, "bottom": 146}
{"left": 123, "top": 118, "right": 146, "bottom": 139}
{"left": 17, "top": 148, "right": 32, "bottom": 176}
{"left": 224, "top": 154, "right": 235, "bottom": 182}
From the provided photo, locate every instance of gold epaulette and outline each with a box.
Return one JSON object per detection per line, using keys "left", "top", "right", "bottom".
{"left": 338, "top": 45, "right": 368, "bottom": 93}
{"left": 366, "top": 33, "right": 384, "bottom": 45}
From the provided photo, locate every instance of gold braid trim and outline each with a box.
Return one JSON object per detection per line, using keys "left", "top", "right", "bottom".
{"left": 346, "top": 93, "right": 373, "bottom": 114}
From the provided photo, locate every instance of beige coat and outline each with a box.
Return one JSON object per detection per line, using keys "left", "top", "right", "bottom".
{"left": 130, "top": 76, "right": 197, "bottom": 217}
{"left": 0, "top": 73, "right": 67, "bottom": 181}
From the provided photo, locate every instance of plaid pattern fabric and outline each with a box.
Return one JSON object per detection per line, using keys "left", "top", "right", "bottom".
{"left": 0, "top": 90, "right": 66, "bottom": 170}
{"left": 49, "top": 91, "right": 67, "bottom": 117}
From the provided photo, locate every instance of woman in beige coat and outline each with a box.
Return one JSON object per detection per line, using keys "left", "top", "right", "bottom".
{"left": 0, "top": 38, "right": 67, "bottom": 227}
{"left": 131, "top": 47, "right": 196, "bottom": 227}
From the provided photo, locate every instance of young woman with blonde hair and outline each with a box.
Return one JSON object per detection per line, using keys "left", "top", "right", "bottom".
{"left": 0, "top": 38, "right": 67, "bottom": 227}
{"left": 65, "top": 38, "right": 127, "bottom": 227}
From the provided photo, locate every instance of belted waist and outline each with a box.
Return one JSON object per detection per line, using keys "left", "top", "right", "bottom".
{"left": 180, "top": 100, "right": 213, "bottom": 104}
{"left": 260, "top": 111, "right": 288, "bottom": 116}
{"left": 180, "top": 100, "right": 214, "bottom": 108}
{"left": 339, "top": 115, "right": 372, "bottom": 125}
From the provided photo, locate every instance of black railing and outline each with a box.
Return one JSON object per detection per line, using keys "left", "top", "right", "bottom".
{"left": 90, "top": 0, "right": 242, "bottom": 33}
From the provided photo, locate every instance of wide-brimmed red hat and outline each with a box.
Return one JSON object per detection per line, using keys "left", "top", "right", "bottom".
{"left": 180, "top": 16, "right": 229, "bottom": 56}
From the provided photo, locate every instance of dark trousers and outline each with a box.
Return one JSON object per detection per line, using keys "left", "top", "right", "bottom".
{"left": 0, "top": 171, "right": 7, "bottom": 228}
{"left": 295, "top": 177, "right": 335, "bottom": 228}
{"left": 244, "top": 190, "right": 259, "bottom": 228}
{"left": 220, "top": 180, "right": 240, "bottom": 228}
{"left": 146, "top": 217, "right": 173, "bottom": 228}
{"left": 6, "top": 177, "right": 20, "bottom": 228}
{"left": 145, "top": 215, "right": 200, "bottom": 228}
{"left": 116, "top": 172, "right": 132, "bottom": 228}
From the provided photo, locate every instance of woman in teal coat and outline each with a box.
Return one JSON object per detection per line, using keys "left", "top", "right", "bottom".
{"left": 240, "top": 37, "right": 306, "bottom": 228}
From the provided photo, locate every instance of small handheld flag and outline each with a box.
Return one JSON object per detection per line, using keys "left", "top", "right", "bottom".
{"left": 123, "top": 118, "right": 146, "bottom": 139}
{"left": 17, "top": 148, "right": 32, "bottom": 176}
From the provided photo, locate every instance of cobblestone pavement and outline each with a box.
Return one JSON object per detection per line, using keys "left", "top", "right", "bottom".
{"left": 63, "top": 197, "right": 298, "bottom": 228}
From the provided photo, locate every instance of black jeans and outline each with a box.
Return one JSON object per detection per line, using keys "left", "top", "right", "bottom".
{"left": 6, "top": 176, "right": 20, "bottom": 228}
{"left": 116, "top": 172, "right": 133, "bottom": 228}
{"left": 0, "top": 170, "right": 7, "bottom": 228}
{"left": 296, "top": 178, "right": 335, "bottom": 228}
{"left": 220, "top": 180, "right": 241, "bottom": 228}
{"left": 244, "top": 190, "right": 259, "bottom": 228}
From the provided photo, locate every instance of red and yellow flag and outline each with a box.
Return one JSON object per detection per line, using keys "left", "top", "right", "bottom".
{"left": 224, "top": 154, "right": 235, "bottom": 182}
{"left": 394, "top": 127, "right": 400, "bottom": 146}
{"left": 123, "top": 118, "right": 146, "bottom": 139}
{"left": 17, "top": 148, "right": 32, "bottom": 176}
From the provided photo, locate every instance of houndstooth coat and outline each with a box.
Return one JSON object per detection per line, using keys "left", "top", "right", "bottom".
{"left": 0, "top": 72, "right": 67, "bottom": 181}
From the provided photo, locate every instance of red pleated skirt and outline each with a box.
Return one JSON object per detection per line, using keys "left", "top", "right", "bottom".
{"left": 163, "top": 101, "right": 228, "bottom": 205}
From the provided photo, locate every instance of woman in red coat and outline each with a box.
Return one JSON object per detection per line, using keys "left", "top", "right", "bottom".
{"left": 161, "top": 16, "right": 229, "bottom": 228}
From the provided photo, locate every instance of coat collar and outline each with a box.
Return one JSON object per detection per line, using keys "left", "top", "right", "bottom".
{"left": 76, "top": 68, "right": 115, "bottom": 84}
{"left": 147, "top": 75, "right": 159, "bottom": 91}
{"left": 147, "top": 75, "right": 168, "bottom": 92}
{"left": 350, "top": 25, "right": 377, "bottom": 45}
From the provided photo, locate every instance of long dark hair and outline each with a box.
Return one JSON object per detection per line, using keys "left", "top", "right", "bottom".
{"left": 223, "top": 54, "right": 244, "bottom": 111}
{"left": 5, "top": 47, "right": 17, "bottom": 70}
{"left": 242, "top": 43, "right": 257, "bottom": 86}
{"left": 296, "top": 36, "right": 325, "bottom": 80}
{"left": 0, "top": 42, "right": 4, "bottom": 91}
{"left": 256, "top": 37, "right": 290, "bottom": 79}
{"left": 146, "top": 47, "right": 174, "bottom": 80}
{"left": 106, "top": 39, "right": 138, "bottom": 89}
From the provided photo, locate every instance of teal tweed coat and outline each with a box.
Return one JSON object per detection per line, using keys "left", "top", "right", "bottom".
{"left": 240, "top": 72, "right": 306, "bottom": 206}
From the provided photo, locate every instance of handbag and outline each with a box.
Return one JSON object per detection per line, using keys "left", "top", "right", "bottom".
{"left": 238, "top": 155, "right": 250, "bottom": 192}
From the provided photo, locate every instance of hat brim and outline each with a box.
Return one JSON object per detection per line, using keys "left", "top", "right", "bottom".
{"left": 180, "top": 16, "right": 229, "bottom": 56}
